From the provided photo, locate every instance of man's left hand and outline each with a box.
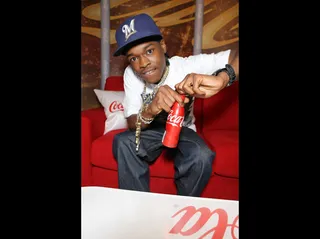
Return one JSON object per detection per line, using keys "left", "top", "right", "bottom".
{"left": 175, "top": 73, "right": 229, "bottom": 98}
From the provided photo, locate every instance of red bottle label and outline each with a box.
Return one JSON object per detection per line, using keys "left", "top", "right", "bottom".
{"left": 162, "top": 94, "right": 186, "bottom": 148}
{"left": 166, "top": 109, "right": 184, "bottom": 128}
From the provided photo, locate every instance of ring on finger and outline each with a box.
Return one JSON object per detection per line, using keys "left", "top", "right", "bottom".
{"left": 156, "top": 105, "right": 162, "bottom": 114}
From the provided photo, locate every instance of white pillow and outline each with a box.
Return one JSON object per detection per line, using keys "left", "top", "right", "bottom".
{"left": 93, "top": 89, "right": 128, "bottom": 134}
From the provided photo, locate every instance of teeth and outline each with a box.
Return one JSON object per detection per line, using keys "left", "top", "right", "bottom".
{"left": 144, "top": 69, "right": 155, "bottom": 75}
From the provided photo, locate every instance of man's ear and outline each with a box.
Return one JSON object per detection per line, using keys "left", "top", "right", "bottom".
{"left": 160, "top": 39, "right": 167, "bottom": 53}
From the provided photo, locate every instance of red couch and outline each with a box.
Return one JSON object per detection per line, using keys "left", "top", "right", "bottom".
{"left": 81, "top": 76, "right": 239, "bottom": 200}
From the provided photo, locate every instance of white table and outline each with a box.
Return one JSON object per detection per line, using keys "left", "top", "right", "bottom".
{"left": 81, "top": 186, "right": 238, "bottom": 239}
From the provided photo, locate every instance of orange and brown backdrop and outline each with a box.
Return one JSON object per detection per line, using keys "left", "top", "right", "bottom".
{"left": 81, "top": 0, "right": 238, "bottom": 110}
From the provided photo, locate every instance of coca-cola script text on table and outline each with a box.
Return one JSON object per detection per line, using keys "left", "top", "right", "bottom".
{"left": 109, "top": 101, "right": 124, "bottom": 113}
{"left": 169, "top": 206, "right": 239, "bottom": 239}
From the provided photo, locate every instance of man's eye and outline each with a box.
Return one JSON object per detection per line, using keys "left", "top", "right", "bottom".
{"left": 146, "top": 49, "right": 154, "bottom": 54}
{"left": 129, "top": 57, "right": 137, "bottom": 62}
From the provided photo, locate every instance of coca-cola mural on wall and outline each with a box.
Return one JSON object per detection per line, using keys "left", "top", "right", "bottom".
{"left": 81, "top": 0, "right": 239, "bottom": 110}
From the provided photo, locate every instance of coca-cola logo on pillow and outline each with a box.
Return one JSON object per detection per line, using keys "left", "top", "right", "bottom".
{"left": 94, "top": 89, "right": 128, "bottom": 134}
{"left": 108, "top": 101, "right": 124, "bottom": 113}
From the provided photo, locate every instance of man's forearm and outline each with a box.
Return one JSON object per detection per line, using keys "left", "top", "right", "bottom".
{"left": 228, "top": 48, "right": 239, "bottom": 81}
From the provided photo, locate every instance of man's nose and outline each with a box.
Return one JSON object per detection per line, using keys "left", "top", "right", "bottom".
{"left": 139, "top": 55, "right": 150, "bottom": 68}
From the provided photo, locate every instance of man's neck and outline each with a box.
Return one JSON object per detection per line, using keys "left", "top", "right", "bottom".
{"left": 156, "top": 66, "right": 169, "bottom": 85}
{"left": 154, "top": 69, "right": 165, "bottom": 85}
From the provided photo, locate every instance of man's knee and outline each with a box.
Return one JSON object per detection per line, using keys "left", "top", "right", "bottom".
{"left": 112, "top": 131, "right": 134, "bottom": 159}
{"left": 197, "top": 146, "right": 215, "bottom": 174}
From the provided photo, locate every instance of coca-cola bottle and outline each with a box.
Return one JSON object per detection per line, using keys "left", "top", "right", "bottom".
{"left": 162, "top": 94, "right": 186, "bottom": 148}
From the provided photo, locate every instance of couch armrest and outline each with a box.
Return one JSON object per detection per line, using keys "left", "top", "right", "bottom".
{"left": 81, "top": 116, "right": 93, "bottom": 186}
{"left": 202, "top": 81, "right": 239, "bottom": 131}
{"left": 81, "top": 107, "right": 106, "bottom": 140}
{"left": 81, "top": 107, "right": 106, "bottom": 186}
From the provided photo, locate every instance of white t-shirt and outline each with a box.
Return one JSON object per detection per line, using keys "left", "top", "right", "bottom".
{"left": 122, "top": 50, "right": 231, "bottom": 132}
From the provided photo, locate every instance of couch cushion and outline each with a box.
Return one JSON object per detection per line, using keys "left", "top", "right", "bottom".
{"left": 91, "top": 130, "right": 215, "bottom": 178}
{"left": 202, "top": 130, "right": 239, "bottom": 178}
{"left": 104, "top": 76, "right": 124, "bottom": 91}
{"left": 91, "top": 129, "right": 126, "bottom": 172}
{"left": 81, "top": 108, "right": 106, "bottom": 140}
{"left": 202, "top": 81, "right": 238, "bottom": 130}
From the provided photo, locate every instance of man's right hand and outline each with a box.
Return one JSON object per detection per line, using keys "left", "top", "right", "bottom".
{"left": 127, "top": 85, "right": 189, "bottom": 131}
{"left": 146, "top": 85, "right": 190, "bottom": 116}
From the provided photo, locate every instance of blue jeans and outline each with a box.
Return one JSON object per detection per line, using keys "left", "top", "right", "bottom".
{"left": 112, "top": 126, "right": 215, "bottom": 197}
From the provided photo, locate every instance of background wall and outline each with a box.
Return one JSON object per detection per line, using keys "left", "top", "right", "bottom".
{"left": 81, "top": 0, "right": 238, "bottom": 110}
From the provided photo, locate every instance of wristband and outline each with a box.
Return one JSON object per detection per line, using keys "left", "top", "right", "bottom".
{"left": 213, "top": 64, "right": 236, "bottom": 87}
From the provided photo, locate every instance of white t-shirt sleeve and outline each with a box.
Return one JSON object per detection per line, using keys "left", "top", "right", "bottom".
{"left": 173, "top": 49, "right": 231, "bottom": 75}
{"left": 122, "top": 67, "right": 144, "bottom": 118}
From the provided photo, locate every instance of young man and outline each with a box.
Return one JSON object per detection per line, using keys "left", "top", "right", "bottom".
{"left": 112, "top": 13, "right": 238, "bottom": 197}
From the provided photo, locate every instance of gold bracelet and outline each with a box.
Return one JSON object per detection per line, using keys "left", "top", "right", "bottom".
{"left": 140, "top": 104, "right": 154, "bottom": 124}
{"left": 140, "top": 115, "right": 154, "bottom": 124}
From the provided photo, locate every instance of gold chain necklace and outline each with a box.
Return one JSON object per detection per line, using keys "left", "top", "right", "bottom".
{"left": 135, "top": 65, "right": 170, "bottom": 151}
{"left": 141, "top": 66, "right": 169, "bottom": 105}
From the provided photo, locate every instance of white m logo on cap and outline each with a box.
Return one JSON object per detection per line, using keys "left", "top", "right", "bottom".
{"left": 122, "top": 19, "right": 137, "bottom": 41}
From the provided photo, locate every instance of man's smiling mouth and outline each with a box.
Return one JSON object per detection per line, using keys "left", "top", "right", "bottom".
{"left": 142, "top": 68, "right": 156, "bottom": 75}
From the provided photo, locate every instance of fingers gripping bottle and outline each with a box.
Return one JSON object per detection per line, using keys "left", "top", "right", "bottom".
{"left": 162, "top": 94, "right": 186, "bottom": 148}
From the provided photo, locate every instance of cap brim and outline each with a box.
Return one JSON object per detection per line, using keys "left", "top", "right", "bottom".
{"left": 113, "top": 34, "right": 163, "bottom": 57}
{"left": 113, "top": 46, "right": 126, "bottom": 57}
